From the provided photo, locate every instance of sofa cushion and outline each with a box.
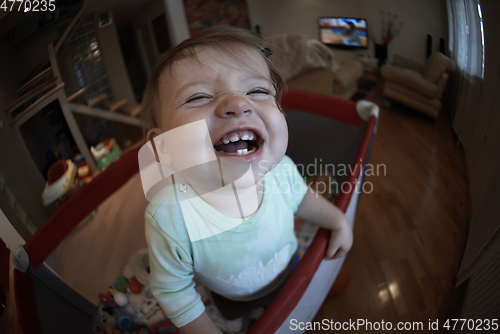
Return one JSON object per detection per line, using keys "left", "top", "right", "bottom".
{"left": 383, "top": 86, "right": 440, "bottom": 118}
{"left": 287, "top": 68, "right": 334, "bottom": 96}
{"left": 423, "top": 52, "right": 456, "bottom": 83}
{"left": 392, "top": 54, "right": 423, "bottom": 73}
{"left": 333, "top": 60, "right": 363, "bottom": 93}
{"left": 265, "top": 34, "right": 336, "bottom": 80}
{"left": 385, "top": 82, "right": 441, "bottom": 110}
{"left": 381, "top": 65, "right": 437, "bottom": 98}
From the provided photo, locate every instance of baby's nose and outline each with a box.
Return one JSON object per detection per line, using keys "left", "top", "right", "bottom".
{"left": 216, "top": 93, "right": 252, "bottom": 118}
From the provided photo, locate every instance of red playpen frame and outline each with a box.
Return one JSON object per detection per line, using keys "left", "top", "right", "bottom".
{"left": 13, "top": 90, "right": 378, "bottom": 333}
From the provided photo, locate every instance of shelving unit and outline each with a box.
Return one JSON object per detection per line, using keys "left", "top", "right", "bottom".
{"left": 4, "top": 2, "right": 143, "bottom": 186}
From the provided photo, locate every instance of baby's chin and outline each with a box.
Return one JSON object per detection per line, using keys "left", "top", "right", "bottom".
{"left": 178, "top": 158, "right": 270, "bottom": 194}
{"left": 178, "top": 140, "right": 286, "bottom": 192}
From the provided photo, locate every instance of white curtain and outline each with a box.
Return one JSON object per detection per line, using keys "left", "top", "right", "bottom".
{"left": 446, "top": 0, "right": 484, "bottom": 151}
{"left": 447, "top": 0, "right": 500, "bottom": 286}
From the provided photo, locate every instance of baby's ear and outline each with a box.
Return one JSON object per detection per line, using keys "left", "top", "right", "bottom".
{"left": 147, "top": 127, "right": 162, "bottom": 142}
{"left": 147, "top": 127, "right": 162, "bottom": 163}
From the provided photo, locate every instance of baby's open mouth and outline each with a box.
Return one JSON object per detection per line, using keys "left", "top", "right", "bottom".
{"left": 213, "top": 130, "right": 262, "bottom": 156}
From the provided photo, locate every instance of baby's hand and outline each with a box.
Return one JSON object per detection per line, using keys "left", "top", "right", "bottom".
{"left": 295, "top": 190, "right": 354, "bottom": 260}
{"left": 324, "top": 216, "right": 353, "bottom": 260}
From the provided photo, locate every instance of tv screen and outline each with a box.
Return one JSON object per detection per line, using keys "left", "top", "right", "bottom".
{"left": 318, "top": 17, "right": 368, "bottom": 49}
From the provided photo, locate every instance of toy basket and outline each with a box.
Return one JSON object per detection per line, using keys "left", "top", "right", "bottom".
{"left": 13, "top": 90, "right": 378, "bottom": 333}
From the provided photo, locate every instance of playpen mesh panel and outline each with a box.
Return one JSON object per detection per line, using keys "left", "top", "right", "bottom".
{"left": 285, "top": 109, "right": 366, "bottom": 185}
{"left": 32, "top": 271, "right": 94, "bottom": 333}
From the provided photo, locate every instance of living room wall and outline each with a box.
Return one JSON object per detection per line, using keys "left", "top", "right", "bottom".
{"left": 246, "top": 0, "right": 448, "bottom": 64}
{"left": 96, "top": 10, "right": 137, "bottom": 103}
{"left": 0, "top": 38, "right": 51, "bottom": 229}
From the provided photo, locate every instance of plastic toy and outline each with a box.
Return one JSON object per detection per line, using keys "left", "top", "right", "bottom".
{"left": 71, "top": 147, "right": 93, "bottom": 184}
{"left": 41, "top": 159, "right": 78, "bottom": 206}
{"left": 113, "top": 276, "right": 129, "bottom": 292}
{"left": 93, "top": 252, "right": 172, "bottom": 331}
{"left": 95, "top": 303, "right": 117, "bottom": 329}
{"left": 111, "top": 291, "right": 129, "bottom": 307}
{"left": 128, "top": 277, "right": 142, "bottom": 294}
{"left": 91, "top": 138, "right": 122, "bottom": 170}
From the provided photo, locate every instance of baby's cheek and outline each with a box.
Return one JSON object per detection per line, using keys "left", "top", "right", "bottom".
{"left": 276, "top": 113, "right": 289, "bottom": 136}
{"left": 272, "top": 116, "right": 289, "bottom": 154}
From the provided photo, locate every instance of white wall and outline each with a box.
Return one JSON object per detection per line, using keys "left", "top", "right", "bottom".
{"left": 97, "top": 10, "right": 137, "bottom": 103}
{"left": 247, "top": 0, "right": 448, "bottom": 64}
{"left": 132, "top": 0, "right": 190, "bottom": 75}
{"left": 0, "top": 209, "right": 25, "bottom": 251}
{"left": 133, "top": 0, "right": 167, "bottom": 75}
{"left": 163, "top": 0, "right": 190, "bottom": 46}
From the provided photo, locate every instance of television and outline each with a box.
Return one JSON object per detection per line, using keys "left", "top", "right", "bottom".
{"left": 318, "top": 17, "right": 368, "bottom": 49}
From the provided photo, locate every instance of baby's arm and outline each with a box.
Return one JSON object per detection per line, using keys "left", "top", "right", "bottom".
{"left": 295, "top": 188, "right": 353, "bottom": 259}
{"left": 146, "top": 213, "right": 221, "bottom": 333}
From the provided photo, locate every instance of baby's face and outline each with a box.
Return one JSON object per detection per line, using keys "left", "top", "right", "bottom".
{"left": 154, "top": 45, "right": 288, "bottom": 186}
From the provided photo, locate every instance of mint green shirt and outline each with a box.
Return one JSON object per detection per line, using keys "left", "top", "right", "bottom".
{"left": 145, "top": 155, "right": 308, "bottom": 327}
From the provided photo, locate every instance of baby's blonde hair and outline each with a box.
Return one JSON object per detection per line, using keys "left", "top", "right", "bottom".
{"left": 140, "top": 25, "right": 285, "bottom": 136}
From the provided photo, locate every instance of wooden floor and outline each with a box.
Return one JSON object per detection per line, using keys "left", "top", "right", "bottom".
{"left": 0, "top": 254, "right": 19, "bottom": 334}
{"left": 2, "top": 73, "right": 470, "bottom": 333}
{"left": 308, "top": 73, "right": 470, "bottom": 333}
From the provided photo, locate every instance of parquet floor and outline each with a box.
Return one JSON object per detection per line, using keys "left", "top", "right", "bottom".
{"left": 308, "top": 73, "right": 470, "bottom": 333}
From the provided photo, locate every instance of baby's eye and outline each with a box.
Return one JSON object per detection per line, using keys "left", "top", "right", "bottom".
{"left": 247, "top": 88, "right": 269, "bottom": 95}
{"left": 185, "top": 94, "right": 211, "bottom": 104}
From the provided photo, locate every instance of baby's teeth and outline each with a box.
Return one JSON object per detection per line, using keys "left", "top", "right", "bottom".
{"left": 230, "top": 136, "right": 239, "bottom": 142}
{"left": 223, "top": 138, "right": 229, "bottom": 144}
{"left": 236, "top": 149, "right": 248, "bottom": 155}
{"left": 242, "top": 149, "right": 248, "bottom": 154}
{"left": 237, "top": 149, "right": 243, "bottom": 155}
{"left": 249, "top": 135, "right": 254, "bottom": 140}
{"left": 242, "top": 134, "right": 249, "bottom": 140}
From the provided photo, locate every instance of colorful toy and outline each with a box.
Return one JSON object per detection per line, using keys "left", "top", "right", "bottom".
{"left": 41, "top": 159, "right": 78, "bottom": 206}
{"left": 95, "top": 252, "right": 171, "bottom": 331}
{"left": 113, "top": 276, "right": 129, "bottom": 292}
{"left": 91, "top": 138, "right": 122, "bottom": 170}
{"left": 111, "top": 291, "right": 129, "bottom": 307}
{"left": 128, "top": 277, "right": 142, "bottom": 294}
{"left": 95, "top": 303, "right": 117, "bottom": 329}
{"left": 71, "top": 147, "right": 93, "bottom": 184}
{"left": 98, "top": 292, "right": 117, "bottom": 310}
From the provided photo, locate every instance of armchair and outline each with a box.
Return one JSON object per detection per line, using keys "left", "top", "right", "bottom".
{"left": 264, "top": 34, "right": 363, "bottom": 100}
{"left": 381, "top": 52, "right": 455, "bottom": 118}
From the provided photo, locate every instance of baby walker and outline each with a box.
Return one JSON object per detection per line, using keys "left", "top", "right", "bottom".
{"left": 41, "top": 159, "right": 78, "bottom": 206}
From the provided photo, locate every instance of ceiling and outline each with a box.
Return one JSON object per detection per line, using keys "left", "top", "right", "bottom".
{"left": 82, "top": 0, "right": 157, "bottom": 17}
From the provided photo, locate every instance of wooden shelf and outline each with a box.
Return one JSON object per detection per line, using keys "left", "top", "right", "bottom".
{"left": 5, "top": 77, "right": 58, "bottom": 113}
{"left": 87, "top": 93, "right": 107, "bottom": 108}
{"left": 106, "top": 98, "right": 128, "bottom": 112}
{"left": 10, "top": 83, "right": 65, "bottom": 127}
{"left": 119, "top": 102, "right": 141, "bottom": 117}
